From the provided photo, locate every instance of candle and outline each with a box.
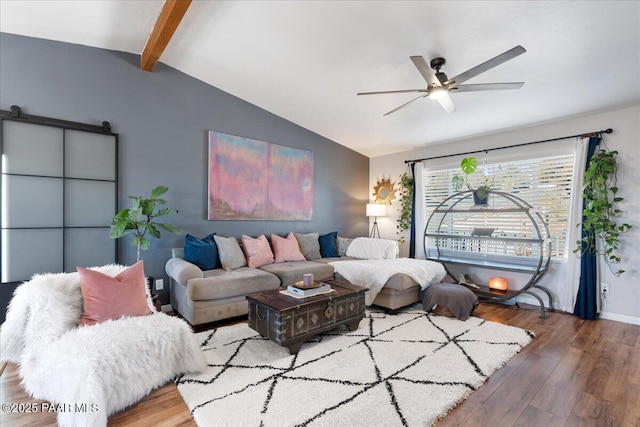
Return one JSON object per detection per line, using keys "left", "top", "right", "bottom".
{"left": 303, "top": 273, "right": 313, "bottom": 286}
{"left": 489, "top": 277, "right": 508, "bottom": 292}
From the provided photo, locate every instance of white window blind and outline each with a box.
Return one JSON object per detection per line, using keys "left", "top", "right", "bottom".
{"left": 423, "top": 154, "right": 575, "bottom": 260}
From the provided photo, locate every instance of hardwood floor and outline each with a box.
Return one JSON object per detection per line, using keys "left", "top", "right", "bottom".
{"left": 0, "top": 364, "right": 195, "bottom": 427}
{"left": 438, "top": 304, "right": 639, "bottom": 427}
{"left": 1, "top": 304, "right": 638, "bottom": 426}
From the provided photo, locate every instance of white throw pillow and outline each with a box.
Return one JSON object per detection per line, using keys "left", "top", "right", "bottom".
{"left": 346, "top": 237, "right": 398, "bottom": 260}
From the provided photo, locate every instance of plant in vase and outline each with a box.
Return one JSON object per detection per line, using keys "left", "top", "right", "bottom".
{"left": 110, "top": 185, "right": 181, "bottom": 262}
{"left": 451, "top": 156, "right": 493, "bottom": 204}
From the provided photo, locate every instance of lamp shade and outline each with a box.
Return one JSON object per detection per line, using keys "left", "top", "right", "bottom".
{"left": 366, "top": 203, "right": 386, "bottom": 217}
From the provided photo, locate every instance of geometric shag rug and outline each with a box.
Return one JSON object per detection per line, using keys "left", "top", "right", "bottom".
{"left": 176, "top": 305, "right": 534, "bottom": 427}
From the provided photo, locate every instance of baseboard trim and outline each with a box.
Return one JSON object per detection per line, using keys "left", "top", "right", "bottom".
{"left": 161, "top": 304, "right": 173, "bottom": 313}
{"left": 599, "top": 311, "right": 640, "bottom": 326}
{"left": 516, "top": 295, "right": 640, "bottom": 325}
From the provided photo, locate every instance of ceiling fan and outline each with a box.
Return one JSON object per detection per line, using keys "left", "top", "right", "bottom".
{"left": 358, "top": 45, "right": 526, "bottom": 116}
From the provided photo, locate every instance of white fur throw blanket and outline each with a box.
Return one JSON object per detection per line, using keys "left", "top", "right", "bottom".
{"left": 0, "top": 265, "right": 207, "bottom": 427}
{"left": 329, "top": 258, "right": 447, "bottom": 305}
{"left": 345, "top": 237, "right": 399, "bottom": 260}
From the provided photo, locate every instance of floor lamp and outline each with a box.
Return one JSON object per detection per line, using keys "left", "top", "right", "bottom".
{"left": 366, "top": 203, "right": 386, "bottom": 239}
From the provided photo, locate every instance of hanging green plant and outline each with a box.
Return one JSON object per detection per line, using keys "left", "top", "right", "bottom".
{"left": 573, "top": 149, "right": 632, "bottom": 275}
{"left": 396, "top": 171, "right": 414, "bottom": 243}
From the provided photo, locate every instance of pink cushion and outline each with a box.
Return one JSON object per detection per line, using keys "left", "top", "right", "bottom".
{"left": 78, "top": 260, "right": 152, "bottom": 326}
{"left": 241, "top": 234, "right": 275, "bottom": 268}
{"left": 271, "top": 232, "right": 306, "bottom": 263}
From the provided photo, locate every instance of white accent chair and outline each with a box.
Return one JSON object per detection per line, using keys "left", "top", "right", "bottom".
{"left": 0, "top": 265, "right": 206, "bottom": 427}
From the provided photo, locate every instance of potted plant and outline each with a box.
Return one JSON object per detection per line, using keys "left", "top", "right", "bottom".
{"left": 396, "top": 171, "right": 413, "bottom": 243}
{"left": 451, "top": 156, "right": 492, "bottom": 205}
{"left": 110, "top": 186, "right": 181, "bottom": 262}
{"left": 573, "top": 149, "right": 632, "bottom": 276}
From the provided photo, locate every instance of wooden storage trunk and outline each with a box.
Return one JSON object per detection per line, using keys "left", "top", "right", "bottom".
{"left": 247, "top": 278, "right": 367, "bottom": 354}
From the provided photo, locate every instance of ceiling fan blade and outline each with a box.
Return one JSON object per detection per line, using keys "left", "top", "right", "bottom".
{"left": 445, "top": 45, "right": 526, "bottom": 86}
{"left": 410, "top": 56, "right": 440, "bottom": 87}
{"left": 383, "top": 94, "right": 427, "bottom": 116}
{"left": 452, "top": 82, "right": 525, "bottom": 92}
{"left": 435, "top": 92, "right": 456, "bottom": 114}
{"left": 357, "top": 89, "right": 427, "bottom": 95}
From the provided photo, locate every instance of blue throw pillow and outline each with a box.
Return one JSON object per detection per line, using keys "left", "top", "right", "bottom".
{"left": 184, "top": 233, "right": 221, "bottom": 270}
{"left": 319, "top": 231, "right": 339, "bottom": 258}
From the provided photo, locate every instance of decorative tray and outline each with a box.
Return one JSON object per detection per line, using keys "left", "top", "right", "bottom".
{"left": 292, "top": 280, "right": 326, "bottom": 289}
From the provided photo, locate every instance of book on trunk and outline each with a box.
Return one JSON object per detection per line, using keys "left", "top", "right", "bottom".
{"left": 287, "top": 283, "right": 332, "bottom": 296}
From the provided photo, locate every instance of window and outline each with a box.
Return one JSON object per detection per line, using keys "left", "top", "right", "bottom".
{"left": 423, "top": 154, "right": 575, "bottom": 260}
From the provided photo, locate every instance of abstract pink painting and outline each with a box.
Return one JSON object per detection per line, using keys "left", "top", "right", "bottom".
{"left": 208, "top": 131, "right": 314, "bottom": 220}
{"left": 268, "top": 144, "right": 314, "bottom": 220}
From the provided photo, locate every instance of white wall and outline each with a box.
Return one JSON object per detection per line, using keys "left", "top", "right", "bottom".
{"left": 370, "top": 104, "right": 640, "bottom": 324}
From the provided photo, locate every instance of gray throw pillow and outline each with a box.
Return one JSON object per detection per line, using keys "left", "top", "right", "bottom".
{"left": 337, "top": 236, "right": 354, "bottom": 257}
{"left": 294, "top": 232, "right": 321, "bottom": 260}
{"left": 213, "top": 235, "right": 247, "bottom": 271}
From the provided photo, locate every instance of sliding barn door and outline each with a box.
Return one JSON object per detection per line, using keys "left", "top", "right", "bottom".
{"left": 1, "top": 107, "right": 118, "bottom": 320}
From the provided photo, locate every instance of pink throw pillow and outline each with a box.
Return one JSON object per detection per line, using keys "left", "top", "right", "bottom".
{"left": 271, "top": 232, "right": 306, "bottom": 263}
{"left": 241, "top": 234, "right": 275, "bottom": 268}
{"left": 78, "top": 260, "right": 152, "bottom": 326}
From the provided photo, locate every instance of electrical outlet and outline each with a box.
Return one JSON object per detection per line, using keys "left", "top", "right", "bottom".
{"left": 155, "top": 278, "right": 164, "bottom": 291}
{"left": 601, "top": 282, "right": 609, "bottom": 299}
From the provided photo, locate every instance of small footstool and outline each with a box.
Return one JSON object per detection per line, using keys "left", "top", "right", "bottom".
{"left": 421, "top": 283, "right": 478, "bottom": 320}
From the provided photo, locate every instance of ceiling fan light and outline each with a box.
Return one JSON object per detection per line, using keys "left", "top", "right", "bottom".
{"left": 430, "top": 88, "right": 448, "bottom": 100}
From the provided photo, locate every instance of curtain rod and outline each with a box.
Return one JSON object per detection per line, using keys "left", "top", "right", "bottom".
{"left": 404, "top": 128, "right": 612, "bottom": 164}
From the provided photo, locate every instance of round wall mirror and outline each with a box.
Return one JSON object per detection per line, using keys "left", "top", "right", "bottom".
{"left": 373, "top": 177, "right": 396, "bottom": 204}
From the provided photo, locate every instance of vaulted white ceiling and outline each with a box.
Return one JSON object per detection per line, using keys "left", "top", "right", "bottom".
{"left": 1, "top": 1, "right": 639, "bottom": 157}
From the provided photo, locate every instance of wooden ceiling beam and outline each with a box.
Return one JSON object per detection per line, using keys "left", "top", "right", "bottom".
{"left": 141, "top": 0, "right": 192, "bottom": 72}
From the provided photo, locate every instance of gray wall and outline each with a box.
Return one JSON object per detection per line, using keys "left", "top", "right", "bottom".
{"left": 0, "top": 33, "right": 369, "bottom": 315}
